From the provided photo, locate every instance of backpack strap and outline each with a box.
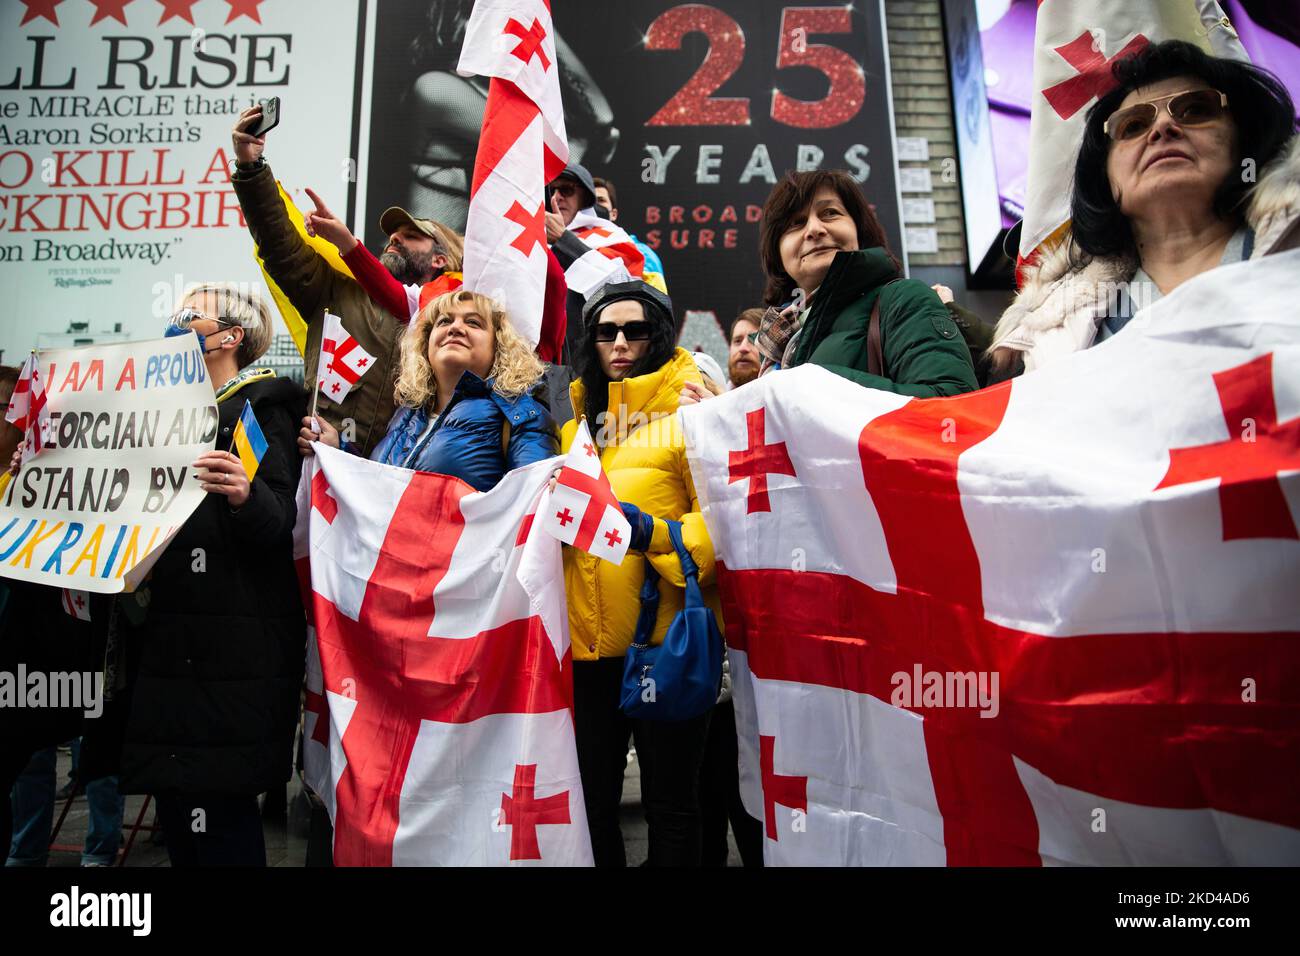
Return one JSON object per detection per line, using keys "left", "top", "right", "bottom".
{"left": 866, "top": 279, "right": 902, "bottom": 379}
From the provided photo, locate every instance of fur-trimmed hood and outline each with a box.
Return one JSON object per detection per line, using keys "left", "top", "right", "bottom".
{"left": 992, "top": 135, "right": 1300, "bottom": 373}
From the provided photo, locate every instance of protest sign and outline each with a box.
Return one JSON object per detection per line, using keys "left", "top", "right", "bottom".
{"left": 0, "top": 335, "right": 216, "bottom": 593}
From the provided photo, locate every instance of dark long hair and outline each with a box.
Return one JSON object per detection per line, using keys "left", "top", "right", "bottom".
{"left": 1070, "top": 40, "right": 1295, "bottom": 261}
{"left": 577, "top": 304, "right": 677, "bottom": 436}
{"left": 758, "top": 169, "right": 898, "bottom": 305}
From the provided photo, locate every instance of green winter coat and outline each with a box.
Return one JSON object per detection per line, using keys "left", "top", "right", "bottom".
{"left": 789, "top": 248, "right": 979, "bottom": 397}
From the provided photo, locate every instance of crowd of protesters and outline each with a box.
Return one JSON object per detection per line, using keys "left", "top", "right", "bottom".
{"left": 3, "top": 40, "right": 1298, "bottom": 867}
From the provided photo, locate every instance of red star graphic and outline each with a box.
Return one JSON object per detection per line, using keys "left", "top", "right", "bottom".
{"left": 223, "top": 0, "right": 263, "bottom": 24}
{"left": 89, "top": 0, "right": 135, "bottom": 26}
{"left": 156, "top": 0, "right": 199, "bottom": 25}
{"left": 19, "top": 0, "right": 64, "bottom": 26}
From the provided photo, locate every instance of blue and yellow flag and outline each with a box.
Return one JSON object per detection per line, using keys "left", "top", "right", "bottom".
{"left": 232, "top": 399, "right": 269, "bottom": 481}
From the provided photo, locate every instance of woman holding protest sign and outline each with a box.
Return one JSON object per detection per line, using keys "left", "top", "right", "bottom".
{"left": 298, "top": 289, "right": 556, "bottom": 491}
{"left": 98, "top": 282, "right": 307, "bottom": 866}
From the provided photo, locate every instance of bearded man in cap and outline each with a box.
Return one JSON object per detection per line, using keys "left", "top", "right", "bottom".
{"left": 231, "top": 106, "right": 461, "bottom": 454}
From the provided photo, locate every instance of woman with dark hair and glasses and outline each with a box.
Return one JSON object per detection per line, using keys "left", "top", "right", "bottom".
{"left": 990, "top": 40, "right": 1299, "bottom": 378}
{"left": 561, "top": 280, "right": 721, "bottom": 867}
{"left": 755, "top": 169, "right": 978, "bottom": 396}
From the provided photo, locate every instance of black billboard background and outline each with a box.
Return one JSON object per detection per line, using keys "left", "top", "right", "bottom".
{"left": 362, "top": 0, "right": 903, "bottom": 342}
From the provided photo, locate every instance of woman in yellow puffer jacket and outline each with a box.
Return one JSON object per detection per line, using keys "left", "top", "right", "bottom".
{"left": 562, "top": 280, "right": 721, "bottom": 868}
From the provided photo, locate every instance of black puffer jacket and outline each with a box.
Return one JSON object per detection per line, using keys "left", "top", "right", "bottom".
{"left": 117, "top": 372, "right": 307, "bottom": 796}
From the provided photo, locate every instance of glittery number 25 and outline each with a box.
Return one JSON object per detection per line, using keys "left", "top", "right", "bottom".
{"left": 645, "top": 5, "right": 865, "bottom": 129}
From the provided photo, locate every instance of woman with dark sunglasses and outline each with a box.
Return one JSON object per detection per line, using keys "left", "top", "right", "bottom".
{"left": 990, "top": 40, "right": 1299, "bottom": 378}
{"left": 561, "top": 279, "right": 722, "bottom": 867}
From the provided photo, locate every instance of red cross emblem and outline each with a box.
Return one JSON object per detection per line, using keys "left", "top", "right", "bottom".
{"left": 1156, "top": 353, "right": 1300, "bottom": 540}
{"left": 583, "top": 443, "right": 596, "bottom": 457}
{"left": 304, "top": 687, "right": 330, "bottom": 747}
{"left": 604, "top": 528, "right": 622, "bottom": 548}
{"left": 504, "top": 200, "right": 546, "bottom": 258}
{"left": 499, "top": 763, "right": 571, "bottom": 861}
{"left": 759, "top": 734, "right": 807, "bottom": 841}
{"left": 356, "top": 357, "right": 368, "bottom": 368}
{"left": 503, "top": 17, "right": 551, "bottom": 71}
{"left": 728, "top": 408, "right": 797, "bottom": 513}
{"left": 330, "top": 382, "right": 341, "bottom": 394}
{"left": 311, "top": 472, "right": 573, "bottom": 865}
{"left": 555, "top": 507, "right": 574, "bottom": 527}
{"left": 1041, "top": 31, "right": 1149, "bottom": 120}
{"left": 74, "top": 595, "right": 85, "bottom": 610}
{"left": 312, "top": 469, "right": 338, "bottom": 524}
{"left": 554, "top": 466, "right": 622, "bottom": 553}
{"left": 721, "top": 377, "right": 1299, "bottom": 864}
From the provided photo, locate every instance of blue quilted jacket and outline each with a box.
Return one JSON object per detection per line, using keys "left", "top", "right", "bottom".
{"left": 366, "top": 371, "right": 556, "bottom": 490}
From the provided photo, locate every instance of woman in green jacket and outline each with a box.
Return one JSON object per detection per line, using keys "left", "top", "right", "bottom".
{"left": 755, "top": 170, "right": 979, "bottom": 397}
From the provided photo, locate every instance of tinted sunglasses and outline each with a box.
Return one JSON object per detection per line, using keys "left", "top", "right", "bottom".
{"left": 552, "top": 182, "right": 579, "bottom": 197}
{"left": 594, "top": 320, "right": 652, "bottom": 343}
{"left": 1103, "top": 89, "right": 1228, "bottom": 142}
{"left": 168, "top": 308, "right": 239, "bottom": 331}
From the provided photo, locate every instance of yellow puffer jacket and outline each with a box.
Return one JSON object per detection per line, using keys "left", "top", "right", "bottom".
{"left": 561, "top": 348, "right": 722, "bottom": 661}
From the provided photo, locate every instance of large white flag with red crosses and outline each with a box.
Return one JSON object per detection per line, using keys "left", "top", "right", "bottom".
{"left": 292, "top": 444, "right": 592, "bottom": 866}
{"left": 1018, "top": 0, "right": 1246, "bottom": 273}
{"left": 681, "top": 249, "right": 1300, "bottom": 866}
{"left": 457, "top": 0, "right": 569, "bottom": 347}
{"left": 564, "top": 208, "right": 643, "bottom": 298}
{"left": 542, "top": 418, "right": 632, "bottom": 564}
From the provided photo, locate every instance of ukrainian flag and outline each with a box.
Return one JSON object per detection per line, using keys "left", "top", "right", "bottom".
{"left": 232, "top": 399, "right": 269, "bottom": 481}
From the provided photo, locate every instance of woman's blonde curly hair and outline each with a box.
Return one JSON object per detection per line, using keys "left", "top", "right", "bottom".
{"left": 394, "top": 289, "right": 545, "bottom": 408}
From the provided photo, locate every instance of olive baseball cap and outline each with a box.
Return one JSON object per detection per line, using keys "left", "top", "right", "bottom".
{"left": 378, "top": 206, "right": 445, "bottom": 244}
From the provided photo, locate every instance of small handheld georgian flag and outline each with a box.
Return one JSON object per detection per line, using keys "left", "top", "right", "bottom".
{"left": 5, "top": 351, "right": 51, "bottom": 467}
{"left": 317, "top": 310, "right": 376, "bottom": 404}
{"left": 542, "top": 419, "right": 632, "bottom": 565}
{"left": 232, "top": 399, "right": 268, "bottom": 481}
{"left": 61, "top": 589, "right": 91, "bottom": 622}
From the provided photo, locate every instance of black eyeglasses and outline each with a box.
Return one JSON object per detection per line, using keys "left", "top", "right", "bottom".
{"left": 552, "top": 182, "right": 578, "bottom": 197}
{"left": 594, "top": 321, "right": 652, "bottom": 343}
{"left": 1103, "top": 89, "right": 1228, "bottom": 142}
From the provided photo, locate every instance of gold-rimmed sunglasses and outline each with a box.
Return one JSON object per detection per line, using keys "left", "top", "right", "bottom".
{"left": 1103, "top": 88, "right": 1229, "bottom": 142}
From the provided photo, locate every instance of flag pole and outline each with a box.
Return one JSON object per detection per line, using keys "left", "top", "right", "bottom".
{"left": 309, "top": 305, "right": 329, "bottom": 426}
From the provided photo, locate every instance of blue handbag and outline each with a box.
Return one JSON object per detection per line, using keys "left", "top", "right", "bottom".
{"left": 620, "top": 520, "right": 723, "bottom": 721}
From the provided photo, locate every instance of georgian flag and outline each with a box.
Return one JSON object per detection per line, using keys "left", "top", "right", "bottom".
{"left": 1019, "top": 0, "right": 1247, "bottom": 271}
{"left": 541, "top": 418, "right": 632, "bottom": 564}
{"left": 316, "top": 310, "right": 376, "bottom": 404}
{"left": 681, "top": 250, "right": 1300, "bottom": 866}
{"left": 61, "top": 589, "right": 91, "bottom": 622}
{"left": 457, "top": 0, "right": 570, "bottom": 347}
{"left": 564, "top": 208, "right": 643, "bottom": 298}
{"left": 5, "top": 351, "right": 51, "bottom": 466}
{"left": 294, "top": 443, "right": 592, "bottom": 866}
